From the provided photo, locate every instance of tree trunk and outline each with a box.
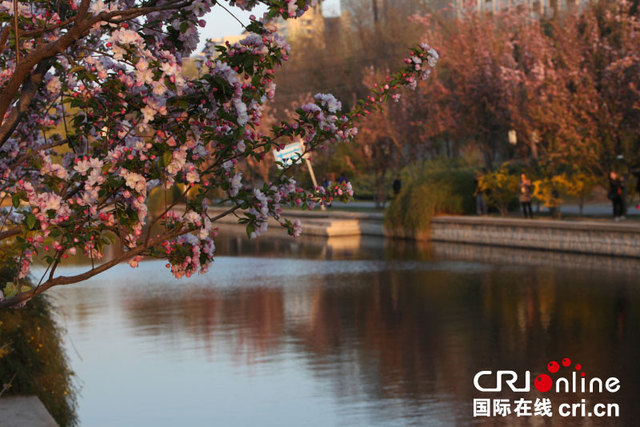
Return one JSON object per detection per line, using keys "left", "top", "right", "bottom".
{"left": 375, "top": 165, "right": 387, "bottom": 209}
{"left": 579, "top": 197, "right": 584, "bottom": 216}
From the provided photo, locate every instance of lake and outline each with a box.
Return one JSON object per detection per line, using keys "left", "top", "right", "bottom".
{"left": 47, "top": 228, "right": 640, "bottom": 426}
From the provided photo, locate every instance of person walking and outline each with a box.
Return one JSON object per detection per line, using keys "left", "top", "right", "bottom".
{"left": 608, "top": 171, "right": 625, "bottom": 221}
{"left": 519, "top": 173, "right": 533, "bottom": 219}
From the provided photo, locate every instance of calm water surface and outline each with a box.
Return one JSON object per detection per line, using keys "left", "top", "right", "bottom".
{"left": 47, "top": 229, "right": 640, "bottom": 426}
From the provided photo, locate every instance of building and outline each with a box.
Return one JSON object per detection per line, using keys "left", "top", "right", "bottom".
{"left": 471, "top": 0, "right": 588, "bottom": 16}
{"left": 272, "top": 3, "right": 326, "bottom": 42}
{"left": 339, "top": 0, "right": 589, "bottom": 20}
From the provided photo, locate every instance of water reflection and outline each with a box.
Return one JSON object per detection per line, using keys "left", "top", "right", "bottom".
{"left": 49, "top": 229, "right": 640, "bottom": 426}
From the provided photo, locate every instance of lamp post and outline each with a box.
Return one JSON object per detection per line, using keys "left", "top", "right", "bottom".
{"left": 530, "top": 130, "right": 540, "bottom": 160}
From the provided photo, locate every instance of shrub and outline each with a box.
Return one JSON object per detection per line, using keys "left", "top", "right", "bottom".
{"left": 553, "top": 172, "right": 599, "bottom": 215}
{"left": 0, "top": 248, "right": 77, "bottom": 426}
{"left": 385, "top": 165, "right": 476, "bottom": 239}
{"left": 532, "top": 176, "right": 563, "bottom": 211}
{"left": 478, "top": 165, "right": 519, "bottom": 216}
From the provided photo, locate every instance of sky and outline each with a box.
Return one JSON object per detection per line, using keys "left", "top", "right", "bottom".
{"left": 198, "top": 0, "right": 341, "bottom": 50}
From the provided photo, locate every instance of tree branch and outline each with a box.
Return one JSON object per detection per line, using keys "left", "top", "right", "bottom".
{"left": 0, "top": 228, "right": 20, "bottom": 241}
{"left": 210, "top": 205, "right": 240, "bottom": 222}
{"left": 0, "top": 226, "right": 187, "bottom": 309}
{"left": 0, "top": 0, "right": 194, "bottom": 144}
{"left": 0, "top": 25, "right": 10, "bottom": 52}
{"left": 0, "top": 59, "right": 55, "bottom": 144}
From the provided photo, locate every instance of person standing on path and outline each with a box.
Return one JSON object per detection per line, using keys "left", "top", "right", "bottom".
{"left": 608, "top": 171, "right": 625, "bottom": 221}
{"left": 519, "top": 173, "right": 533, "bottom": 219}
{"left": 631, "top": 167, "right": 640, "bottom": 209}
{"left": 474, "top": 169, "right": 488, "bottom": 215}
{"left": 392, "top": 175, "right": 402, "bottom": 198}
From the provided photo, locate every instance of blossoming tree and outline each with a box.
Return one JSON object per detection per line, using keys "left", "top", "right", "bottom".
{"left": 0, "top": 0, "right": 438, "bottom": 308}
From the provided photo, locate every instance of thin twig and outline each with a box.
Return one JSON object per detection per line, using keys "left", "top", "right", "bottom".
{"left": 13, "top": 0, "right": 19, "bottom": 65}
{"left": 0, "top": 373, "right": 17, "bottom": 398}
{"left": 215, "top": 2, "right": 247, "bottom": 30}
{"left": 210, "top": 205, "right": 240, "bottom": 222}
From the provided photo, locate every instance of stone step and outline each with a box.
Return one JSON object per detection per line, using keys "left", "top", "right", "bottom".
{"left": 300, "top": 218, "right": 362, "bottom": 237}
{"left": 203, "top": 207, "right": 385, "bottom": 237}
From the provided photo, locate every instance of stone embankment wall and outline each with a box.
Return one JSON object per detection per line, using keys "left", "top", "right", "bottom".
{"left": 204, "top": 207, "right": 640, "bottom": 258}
{"left": 431, "top": 216, "right": 640, "bottom": 258}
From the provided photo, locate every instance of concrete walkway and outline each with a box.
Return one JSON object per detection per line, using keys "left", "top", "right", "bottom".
{"left": 0, "top": 396, "right": 57, "bottom": 426}
{"left": 332, "top": 200, "right": 640, "bottom": 217}
{"left": 207, "top": 198, "right": 640, "bottom": 239}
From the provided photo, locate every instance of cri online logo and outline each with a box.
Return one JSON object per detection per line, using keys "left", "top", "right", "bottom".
{"left": 535, "top": 358, "right": 578, "bottom": 392}
{"left": 474, "top": 358, "right": 620, "bottom": 394}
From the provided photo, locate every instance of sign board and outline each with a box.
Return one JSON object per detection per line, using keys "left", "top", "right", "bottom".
{"left": 273, "top": 142, "right": 304, "bottom": 169}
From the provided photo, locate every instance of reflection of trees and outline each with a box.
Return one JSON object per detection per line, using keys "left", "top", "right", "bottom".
{"left": 113, "top": 258, "right": 639, "bottom": 424}
{"left": 122, "top": 288, "right": 285, "bottom": 363}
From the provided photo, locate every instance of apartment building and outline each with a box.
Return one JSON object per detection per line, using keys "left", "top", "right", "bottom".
{"left": 340, "top": 0, "right": 589, "bottom": 19}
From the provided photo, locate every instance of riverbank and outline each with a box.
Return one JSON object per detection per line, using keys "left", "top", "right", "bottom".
{"left": 431, "top": 216, "right": 640, "bottom": 258}
{"left": 207, "top": 205, "right": 640, "bottom": 258}
{"left": 214, "top": 206, "right": 640, "bottom": 257}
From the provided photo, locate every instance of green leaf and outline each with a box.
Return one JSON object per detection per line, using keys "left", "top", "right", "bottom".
{"left": 12, "top": 194, "right": 20, "bottom": 208}
{"left": 243, "top": 57, "right": 254, "bottom": 73}
{"left": 26, "top": 214, "right": 36, "bottom": 230}
{"left": 162, "top": 151, "right": 172, "bottom": 167}
{"left": 2, "top": 282, "right": 30, "bottom": 298}
{"left": 3, "top": 282, "right": 18, "bottom": 298}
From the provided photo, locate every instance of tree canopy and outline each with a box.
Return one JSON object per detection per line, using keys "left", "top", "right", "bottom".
{"left": 0, "top": 0, "right": 438, "bottom": 308}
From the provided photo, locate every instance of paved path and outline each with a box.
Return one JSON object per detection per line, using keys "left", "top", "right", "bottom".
{"left": 552, "top": 202, "right": 639, "bottom": 216}
{"left": 0, "top": 396, "right": 57, "bottom": 427}
{"left": 332, "top": 200, "right": 640, "bottom": 218}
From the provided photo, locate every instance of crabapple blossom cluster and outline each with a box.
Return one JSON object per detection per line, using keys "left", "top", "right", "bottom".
{"left": 314, "top": 180, "right": 354, "bottom": 207}
{"left": 402, "top": 43, "right": 440, "bottom": 90}
{"left": 0, "top": 0, "right": 437, "bottom": 308}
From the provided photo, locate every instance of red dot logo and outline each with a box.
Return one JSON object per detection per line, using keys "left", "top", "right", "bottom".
{"left": 534, "top": 374, "right": 553, "bottom": 392}
{"left": 547, "top": 361, "right": 559, "bottom": 373}
{"left": 562, "top": 358, "right": 571, "bottom": 367}
{"left": 575, "top": 364, "right": 582, "bottom": 371}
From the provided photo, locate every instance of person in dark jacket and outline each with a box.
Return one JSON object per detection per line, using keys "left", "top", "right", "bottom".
{"left": 392, "top": 175, "right": 402, "bottom": 197}
{"left": 608, "top": 171, "right": 625, "bottom": 221}
{"left": 631, "top": 167, "right": 640, "bottom": 209}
